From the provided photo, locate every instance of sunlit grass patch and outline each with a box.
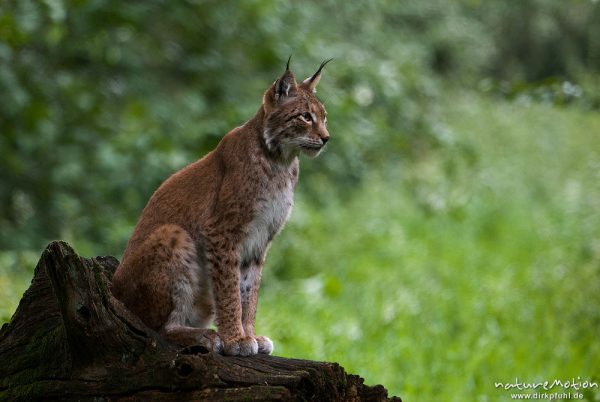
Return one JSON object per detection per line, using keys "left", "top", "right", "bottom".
{"left": 260, "top": 91, "right": 600, "bottom": 401}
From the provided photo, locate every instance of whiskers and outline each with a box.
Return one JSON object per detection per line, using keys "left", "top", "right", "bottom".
{"left": 283, "top": 137, "right": 326, "bottom": 159}
{"left": 286, "top": 137, "right": 324, "bottom": 149}
{"left": 263, "top": 125, "right": 327, "bottom": 162}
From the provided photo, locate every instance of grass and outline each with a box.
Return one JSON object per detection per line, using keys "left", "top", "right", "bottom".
{"left": 258, "top": 91, "right": 600, "bottom": 401}
{"left": 0, "top": 251, "right": 37, "bottom": 324}
{"left": 2, "top": 90, "right": 599, "bottom": 401}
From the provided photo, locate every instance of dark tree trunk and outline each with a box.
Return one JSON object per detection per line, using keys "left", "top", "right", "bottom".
{"left": 0, "top": 241, "right": 401, "bottom": 401}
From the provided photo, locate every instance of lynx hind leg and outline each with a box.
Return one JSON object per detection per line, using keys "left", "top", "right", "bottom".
{"left": 134, "top": 224, "right": 221, "bottom": 353}
{"left": 168, "top": 288, "right": 221, "bottom": 354}
{"left": 161, "top": 325, "right": 222, "bottom": 354}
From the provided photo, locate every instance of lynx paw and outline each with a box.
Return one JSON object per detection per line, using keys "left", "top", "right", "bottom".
{"left": 197, "top": 329, "right": 223, "bottom": 354}
{"left": 161, "top": 327, "right": 223, "bottom": 354}
{"left": 255, "top": 336, "right": 274, "bottom": 354}
{"left": 223, "top": 336, "right": 258, "bottom": 356}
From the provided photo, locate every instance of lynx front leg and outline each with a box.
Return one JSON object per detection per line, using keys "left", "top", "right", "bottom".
{"left": 208, "top": 244, "right": 258, "bottom": 356}
{"left": 240, "top": 259, "right": 273, "bottom": 354}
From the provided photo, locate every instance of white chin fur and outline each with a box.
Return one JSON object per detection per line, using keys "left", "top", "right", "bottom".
{"left": 300, "top": 147, "right": 322, "bottom": 158}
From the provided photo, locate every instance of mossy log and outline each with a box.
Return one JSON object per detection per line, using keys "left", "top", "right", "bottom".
{"left": 0, "top": 241, "right": 401, "bottom": 401}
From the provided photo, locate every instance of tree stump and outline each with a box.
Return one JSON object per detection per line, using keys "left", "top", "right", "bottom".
{"left": 0, "top": 241, "right": 401, "bottom": 401}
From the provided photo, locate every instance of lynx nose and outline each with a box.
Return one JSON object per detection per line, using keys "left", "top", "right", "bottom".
{"left": 321, "top": 136, "right": 329, "bottom": 145}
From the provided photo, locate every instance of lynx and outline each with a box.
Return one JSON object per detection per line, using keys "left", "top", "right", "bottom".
{"left": 111, "top": 59, "right": 331, "bottom": 356}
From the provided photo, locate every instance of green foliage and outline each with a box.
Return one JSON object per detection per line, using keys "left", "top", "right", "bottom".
{"left": 0, "top": 251, "right": 36, "bottom": 323}
{"left": 1, "top": 1, "right": 600, "bottom": 401}
{"left": 261, "top": 93, "right": 600, "bottom": 400}
{"left": 1, "top": 0, "right": 599, "bottom": 252}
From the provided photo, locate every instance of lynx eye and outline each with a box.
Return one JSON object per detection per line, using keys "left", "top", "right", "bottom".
{"left": 299, "top": 112, "right": 313, "bottom": 124}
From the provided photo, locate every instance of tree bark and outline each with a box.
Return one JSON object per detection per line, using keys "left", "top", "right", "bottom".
{"left": 0, "top": 241, "right": 401, "bottom": 401}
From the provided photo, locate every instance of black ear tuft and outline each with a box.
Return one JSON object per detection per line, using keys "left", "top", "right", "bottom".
{"left": 301, "top": 58, "right": 333, "bottom": 93}
{"left": 286, "top": 55, "right": 292, "bottom": 71}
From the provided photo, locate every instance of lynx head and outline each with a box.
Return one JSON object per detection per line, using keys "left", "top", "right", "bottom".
{"left": 262, "top": 58, "right": 332, "bottom": 162}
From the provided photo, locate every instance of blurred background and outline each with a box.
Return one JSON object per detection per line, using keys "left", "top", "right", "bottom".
{"left": 1, "top": 1, "right": 600, "bottom": 400}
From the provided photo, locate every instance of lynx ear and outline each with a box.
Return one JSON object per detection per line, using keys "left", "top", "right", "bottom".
{"left": 274, "top": 70, "right": 297, "bottom": 100}
{"left": 301, "top": 58, "right": 333, "bottom": 93}
{"left": 274, "top": 56, "right": 297, "bottom": 100}
{"left": 263, "top": 57, "right": 298, "bottom": 109}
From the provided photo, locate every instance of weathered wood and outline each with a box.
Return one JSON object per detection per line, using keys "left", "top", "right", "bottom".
{"left": 0, "top": 241, "right": 401, "bottom": 401}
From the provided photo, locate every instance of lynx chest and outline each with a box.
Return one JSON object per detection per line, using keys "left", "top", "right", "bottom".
{"left": 239, "top": 173, "right": 295, "bottom": 265}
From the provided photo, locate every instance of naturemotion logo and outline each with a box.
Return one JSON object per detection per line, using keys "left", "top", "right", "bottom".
{"left": 494, "top": 377, "right": 598, "bottom": 400}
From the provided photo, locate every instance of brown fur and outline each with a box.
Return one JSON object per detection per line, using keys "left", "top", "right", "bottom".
{"left": 111, "top": 62, "right": 330, "bottom": 356}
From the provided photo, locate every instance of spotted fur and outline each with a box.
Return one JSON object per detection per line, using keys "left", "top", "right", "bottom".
{"left": 111, "top": 62, "right": 331, "bottom": 356}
